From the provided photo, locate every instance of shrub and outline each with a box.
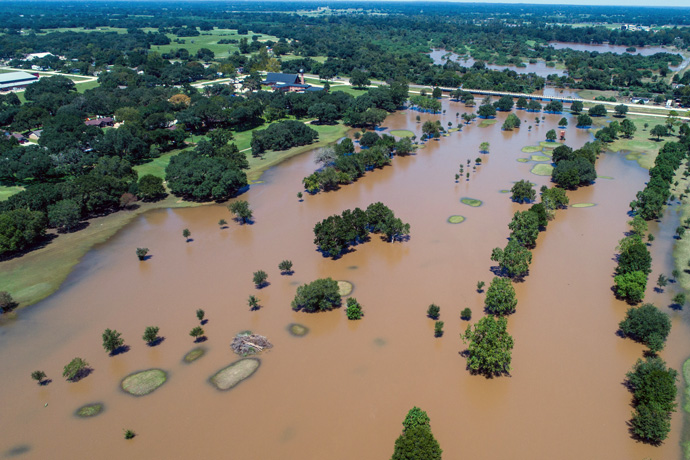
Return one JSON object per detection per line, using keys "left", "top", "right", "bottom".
{"left": 31, "top": 370, "right": 47, "bottom": 384}
{"left": 476, "top": 281, "right": 485, "bottom": 292}
{"left": 142, "top": 326, "right": 160, "bottom": 344}
{"left": 461, "top": 308, "right": 472, "bottom": 320}
{"left": 434, "top": 321, "right": 444, "bottom": 337}
{"left": 228, "top": 200, "right": 253, "bottom": 224}
{"left": 102, "top": 329, "right": 124, "bottom": 354}
{"left": 196, "top": 309, "right": 205, "bottom": 321}
{"left": 278, "top": 260, "right": 293, "bottom": 274}
{"left": 0, "top": 291, "right": 17, "bottom": 312}
{"left": 291, "top": 278, "right": 341, "bottom": 312}
{"left": 136, "top": 248, "right": 149, "bottom": 260}
{"left": 253, "top": 270, "right": 268, "bottom": 287}
{"left": 138, "top": 174, "right": 166, "bottom": 201}
{"left": 345, "top": 297, "right": 364, "bottom": 320}
{"left": 124, "top": 429, "right": 136, "bottom": 440}
{"left": 190, "top": 326, "right": 205, "bottom": 341}
{"left": 426, "top": 304, "right": 440, "bottom": 319}
{"left": 63, "top": 357, "right": 89, "bottom": 381}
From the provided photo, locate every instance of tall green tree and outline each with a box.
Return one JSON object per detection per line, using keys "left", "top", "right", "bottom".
{"left": 391, "top": 407, "right": 442, "bottom": 460}
{"left": 462, "top": 316, "right": 514, "bottom": 377}
{"left": 484, "top": 277, "right": 517, "bottom": 316}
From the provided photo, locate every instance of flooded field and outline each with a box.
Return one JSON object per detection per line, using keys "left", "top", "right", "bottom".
{"left": 1, "top": 100, "right": 689, "bottom": 459}
{"left": 429, "top": 49, "right": 567, "bottom": 77}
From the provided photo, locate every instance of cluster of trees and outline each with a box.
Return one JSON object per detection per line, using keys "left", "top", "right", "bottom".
{"left": 409, "top": 95, "right": 442, "bottom": 113}
{"left": 631, "top": 141, "right": 687, "bottom": 220}
{"left": 291, "top": 277, "right": 341, "bottom": 312}
{"left": 627, "top": 357, "right": 677, "bottom": 444}
{"left": 313, "top": 202, "right": 410, "bottom": 257}
{"left": 165, "top": 132, "right": 248, "bottom": 202}
{"left": 594, "top": 118, "right": 637, "bottom": 143}
{"left": 250, "top": 120, "right": 317, "bottom": 156}
{"left": 303, "top": 135, "right": 414, "bottom": 193}
{"left": 613, "top": 218, "right": 652, "bottom": 303}
{"left": 491, "top": 185, "right": 568, "bottom": 278}
{"left": 551, "top": 142, "right": 600, "bottom": 189}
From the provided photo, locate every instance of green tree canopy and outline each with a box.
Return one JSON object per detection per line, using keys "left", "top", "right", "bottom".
{"left": 484, "top": 277, "right": 517, "bottom": 316}
{"left": 619, "top": 303, "right": 671, "bottom": 353}
{"left": 462, "top": 316, "right": 514, "bottom": 377}
{"left": 291, "top": 278, "right": 341, "bottom": 312}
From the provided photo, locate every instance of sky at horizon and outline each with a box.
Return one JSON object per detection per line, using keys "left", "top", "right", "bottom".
{"left": 19, "top": 0, "right": 690, "bottom": 8}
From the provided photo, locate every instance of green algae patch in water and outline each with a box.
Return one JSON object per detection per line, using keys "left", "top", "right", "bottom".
{"left": 121, "top": 369, "right": 167, "bottom": 396}
{"left": 287, "top": 323, "right": 309, "bottom": 337}
{"left": 530, "top": 155, "right": 551, "bottom": 162}
{"left": 516, "top": 158, "right": 530, "bottom": 163}
{"left": 337, "top": 280, "right": 353, "bottom": 296}
{"left": 447, "top": 215, "right": 465, "bottom": 224}
{"left": 75, "top": 402, "right": 104, "bottom": 418}
{"left": 530, "top": 164, "right": 553, "bottom": 176}
{"left": 460, "top": 198, "right": 482, "bottom": 207}
{"left": 521, "top": 145, "right": 542, "bottom": 153}
{"left": 539, "top": 141, "right": 559, "bottom": 148}
{"left": 571, "top": 203, "right": 596, "bottom": 208}
{"left": 499, "top": 189, "right": 511, "bottom": 194}
{"left": 597, "top": 175, "right": 614, "bottom": 180}
{"left": 389, "top": 129, "right": 414, "bottom": 138}
{"left": 183, "top": 347, "right": 206, "bottom": 364}
{"left": 478, "top": 119, "right": 497, "bottom": 128}
{"left": 209, "top": 358, "right": 260, "bottom": 391}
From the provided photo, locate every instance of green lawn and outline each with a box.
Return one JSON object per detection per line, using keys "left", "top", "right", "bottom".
{"left": 151, "top": 29, "right": 281, "bottom": 59}
{"left": 599, "top": 115, "right": 666, "bottom": 169}
{"left": 330, "top": 85, "right": 371, "bottom": 97}
{"left": 0, "top": 185, "right": 24, "bottom": 201}
{"left": 76, "top": 80, "right": 100, "bottom": 93}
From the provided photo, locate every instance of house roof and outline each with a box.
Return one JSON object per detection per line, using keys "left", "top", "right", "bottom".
{"left": 0, "top": 71, "right": 38, "bottom": 85}
{"left": 262, "top": 73, "right": 300, "bottom": 85}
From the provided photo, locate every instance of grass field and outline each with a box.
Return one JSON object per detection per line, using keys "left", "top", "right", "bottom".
{"left": 151, "top": 29, "right": 281, "bottom": 59}
{"left": 597, "top": 115, "right": 666, "bottom": 170}
{"left": 0, "top": 185, "right": 24, "bottom": 201}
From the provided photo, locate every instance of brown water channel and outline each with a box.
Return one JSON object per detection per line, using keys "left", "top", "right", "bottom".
{"left": 2, "top": 101, "right": 690, "bottom": 459}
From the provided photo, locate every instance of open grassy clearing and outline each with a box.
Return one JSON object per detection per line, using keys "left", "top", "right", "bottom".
{"left": 151, "top": 29, "right": 281, "bottom": 59}
{"left": 0, "top": 185, "right": 25, "bottom": 201}
{"left": 596, "top": 115, "right": 666, "bottom": 170}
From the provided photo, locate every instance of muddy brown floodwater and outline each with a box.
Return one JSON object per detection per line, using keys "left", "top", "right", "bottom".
{"left": 2, "top": 100, "right": 690, "bottom": 460}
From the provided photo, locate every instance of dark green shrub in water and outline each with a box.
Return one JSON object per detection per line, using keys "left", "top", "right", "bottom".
{"left": 63, "top": 357, "right": 89, "bottom": 381}
{"left": 476, "top": 281, "right": 485, "bottom": 292}
{"left": 31, "top": 370, "right": 46, "bottom": 384}
{"left": 291, "top": 278, "right": 341, "bottom": 312}
{"left": 142, "top": 326, "right": 160, "bottom": 344}
{"left": 190, "top": 326, "right": 205, "bottom": 341}
{"left": 102, "top": 329, "right": 124, "bottom": 354}
{"left": 461, "top": 308, "right": 472, "bottom": 320}
{"left": 426, "top": 304, "right": 440, "bottom": 319}
{"left": 253, "top": 270, "right": 268, "bottom": 287}
{"left": 346, "top": 297, "right": 364, "bottom": 320}
{"left": 673, "top": 293, "right": 686, "bottom": 306}
{"left": 136, "top": 248, "right": 149, "bottom": 260}
{"left": 196, "top": 309, "right": 205, "bottom": 321}
{"left": 434, "top": 321, "right": 444, "bottom": 337}
{"left": 619, "top": 304, "right": 671, "bottom": 353}
{"left": 124, "top": 429, "right": 135, "bottom": 439}
{"left": 278, "top": 260, "right": 293, "bottom": 274}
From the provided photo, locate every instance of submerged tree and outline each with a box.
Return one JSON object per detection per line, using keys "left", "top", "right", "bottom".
{"left": 391, "top": 407, "right": 442, "bottom": 460}
{"left": 229, "top": 200, "right": 253, "bottom": 224}
{"left": 484, "top": 277, "right": 517, "bottom": 316}
{"left": 345, "top": 297, "right": 364, "bottom": 320}
{"left": 142, "top": 326, "right": 160, "bottom": 345}
{"left": 102, "top": 329, "right": 125, "bottom": 354}
{"left": 63, "top": 357, "right": 89, "bottom": 381}
{"left": 511, "top": 180, "right": 536, "bottom": 204}
{"left": 619, "top": 304, "right": 671, "bottom": 353}
{"left": 253, "top": 270, "right": 268, "bottom": 288}
{"left": 31, "top": 370, "right": 47, "bottom": 384}
{"left": 462, "top": 316, "right": 514, "bottom": 377}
